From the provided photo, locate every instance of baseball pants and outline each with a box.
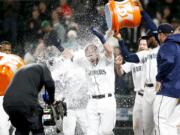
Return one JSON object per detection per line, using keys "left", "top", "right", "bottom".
{"left": 0, "top": 96, "right": 11, "bottom": 135}
{"left": 142, "top": 86, "right": 156, "bottom": 135}
{"left": 133, "top": 92, "right": 144, "bottom": 135}
{"left": 153, "top": 95, "right": 180, "bottom": 135}
{"left": 86, "top": 95, "right": 116, "bottom": 135}
{"left": 63, "top": 109, "right": 88, "bottom": 135}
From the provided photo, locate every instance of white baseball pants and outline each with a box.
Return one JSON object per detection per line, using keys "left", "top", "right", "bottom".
{"left": 0, "top": 96, "right": 11, "bottom": 135}
{"left": 153, "top": 95, "right": 180, "bottom": 135}
{"left": 63, "top": 109, "right": 88, "bottom": 135}
{"left": 133, "top": 92, "right": 144, "bottom": 135}
{"left": 86, "top": 96, "right": 116, "bottom": 135}
{"left": 142, "top": 86, "right": 156, "bottom": 135}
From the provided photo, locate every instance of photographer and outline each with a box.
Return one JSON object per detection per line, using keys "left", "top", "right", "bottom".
{"left": 3, "top": 63, "right": 55, "bottom": 135}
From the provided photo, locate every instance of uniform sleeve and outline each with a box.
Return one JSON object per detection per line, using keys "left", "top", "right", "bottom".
{"left": 118, "top": 40, "right": 140, "bottom": 63}
{"left": 141, "top": 10, "right": 159, "bottom": 43}
{"left": 42, "top": 64, "right": 55, "bottom": 103}
{"left": 136, "top": 50, "right": 147, "bottom": 63}
{"left": 122, "top": 62, "right": 133, "bottom": 73}
{"left": 156, "top": 43, "right": 176, "bottom": 82}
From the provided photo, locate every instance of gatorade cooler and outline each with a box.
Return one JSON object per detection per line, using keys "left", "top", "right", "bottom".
{"left": 105, "top": 0, "right": 141, "bottom": 32}
{"left": 0, "top": 54, "right": 24, "bottom": 96}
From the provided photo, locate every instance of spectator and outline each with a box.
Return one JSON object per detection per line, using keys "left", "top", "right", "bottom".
{"left": 26, "top": 8, "right": 42, "bottom": 43}
{"left": 63, "top": 30, "right": 79, "bottom": 50}
{"left": 39, "top": 1, "right": 49, "bottom": 21}
{"left": 51, "top": 9, "right": 66, "bottom": 43}
{"left": 2, "top": 0, "right": 20, "bottom": 46}
{"left": 41, "top": 20, "right": 64, "bottom": 52}
{"left": 57, "top": 0, "right": 73, "bottom": 19}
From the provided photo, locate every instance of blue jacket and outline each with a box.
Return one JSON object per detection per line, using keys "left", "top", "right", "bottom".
{"left": 156, "top": 34, "right": 180, "bottom": 98}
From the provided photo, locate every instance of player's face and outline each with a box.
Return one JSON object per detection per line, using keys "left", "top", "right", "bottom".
{"left": 138, "top": 39, "right": 148, "bottom": 51}
{"left": 158, "top": 33, "right": 166, "bottom": 43}
{"left": 1, "top": 44, "right": 12, "bottom": 54}
{"left": 85, "top": 46, "right": 99, "bottom": 65}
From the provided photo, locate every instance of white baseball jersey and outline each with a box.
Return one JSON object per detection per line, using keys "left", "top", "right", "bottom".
{"left": 136, "top": 46, "right": 160, "bottom": 84}
{"left": 52, "top": 58, "right": 89, "bottom": 109}
{"left": 122, "top": 62, "right": 145, "bottom": 91}
{"left": 73, "top": 50, "right": 115, "bottom": 96}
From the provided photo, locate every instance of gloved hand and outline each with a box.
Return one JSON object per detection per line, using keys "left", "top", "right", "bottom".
{"left": 90, "top": 27, "right": 106, "bottom": 44}
{"left": 42, "top": 90, "right": 50, "bottom": 104}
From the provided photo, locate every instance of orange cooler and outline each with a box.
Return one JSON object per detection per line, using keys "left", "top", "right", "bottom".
{"left": 105, "top": 0, "right": 141, "bottom": 32}
{"left": 0, "top": 54, "right": 24, "bottom": 96}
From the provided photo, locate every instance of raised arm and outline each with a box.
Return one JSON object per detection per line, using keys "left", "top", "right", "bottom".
{"left": 90, "top": 27, "right": 113, "bottom": 59}
{"left": 114, "top": 33, "right": 140, "bottom": 63}
{"left": 136, "top": 0, "right": 159, "bottom": 42}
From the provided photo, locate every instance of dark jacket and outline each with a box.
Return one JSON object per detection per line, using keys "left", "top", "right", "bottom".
{"left": 3, "top": 63, "right": 55, "bottom": 107}
{"left": 156, "top": 34, "right": 180, "bottom": 98}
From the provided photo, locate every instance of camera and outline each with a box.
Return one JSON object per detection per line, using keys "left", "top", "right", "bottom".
{"left": 42, "top": 105, "right": 56, "bottom": 126}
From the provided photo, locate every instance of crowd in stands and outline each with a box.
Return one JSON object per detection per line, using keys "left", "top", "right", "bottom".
{"left": 0, "top": 0, "right": 179, "bottom": 95}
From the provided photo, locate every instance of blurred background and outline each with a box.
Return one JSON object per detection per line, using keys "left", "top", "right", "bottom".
{"left": 0, "top": 0, "right": 179, "bottom": 134}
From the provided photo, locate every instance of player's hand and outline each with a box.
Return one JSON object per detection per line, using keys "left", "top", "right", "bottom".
{"left": 115, "top": 55, "right": 123, "bottom": 65}
{"left": 133, "top": 0, "right": 143, "bottom": 11}
{"left": 113, "top": 32, "right": 122, "bottom": 41}
{"left": 155, "top": 81, "right": 161, "bottom": 92}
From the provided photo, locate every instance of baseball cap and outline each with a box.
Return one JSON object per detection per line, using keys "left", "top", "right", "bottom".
{"left": 41, "top": 20, "right": 50, "bottom": 29}
{"left": 158, "top": 23, "right": 174, "bottom": 34}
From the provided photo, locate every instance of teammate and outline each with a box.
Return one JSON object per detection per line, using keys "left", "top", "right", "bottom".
{"left": 73, "top": 28, "right": 116, "bottom": 135}
{"left": 0, "top": 41, "right": 12, "bottom": 135}
{"left": 51, "top": 50, "right": 89, "bottom": 135}
{"left": 116, "top": 37, "right": 148, "bottom": 135}
{"left": 3, "top": 63, "right": 55, "bottom": 135}
{"left": 114, "top": 3, "right": 160, "bottom": 134}
{"left": 153, "top": 24, "right": 180, "bottom": 135}
{"left": 0, "top": 41, "right": 12, "bottom": 54}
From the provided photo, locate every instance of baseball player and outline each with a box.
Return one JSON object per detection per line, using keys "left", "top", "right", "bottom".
{"left": 51, "top": 51, "right": 89, "bottom": 135}
{"left": 115, "top": 37, "right": 148, "bottom": 135}
{"left": 116, "top": 31, "right": 159, "bottom": 135}
{"left": 73, "top": 28, "right": 116, "bottom": 135}
{"left": 153, "top": 24, "right": 180, "bottom": 135}
{"left": 0, "top": 52, "right": 11, "bottom": 135}
{"left": 0, "top": 41, "right": 12, "bottom": 54}
{"left": 0, "top": 42, "right": 13, "bottom": 135}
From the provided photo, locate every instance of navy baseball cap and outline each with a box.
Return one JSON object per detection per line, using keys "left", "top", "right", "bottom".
{"left": 158, "top": 23, "right": 174, "bottom": 34}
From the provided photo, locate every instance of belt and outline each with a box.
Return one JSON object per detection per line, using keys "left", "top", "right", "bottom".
{"left": 145, "top": 83, "right": 154, "bottom": 87}
{"left": 138, "top": 91, "right": 144, "bottom": 96}
{"left": 92, "top": 93, "right": 112, "bottom": 99}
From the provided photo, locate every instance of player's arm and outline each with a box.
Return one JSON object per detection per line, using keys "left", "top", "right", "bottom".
{"left": 90, "top": 27, "right": 113, "bottom": 59}
{"left": 115, "top": 55, "right": 124, "bottom": 76}
{"left": 114, "top": 33, "right": 140, "bottom": 63}
{"left": 136, "top": 0, "right": 159, "bottom": 42}
{"left": 156, "top": 43, "right": 176, "bottom": 82}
